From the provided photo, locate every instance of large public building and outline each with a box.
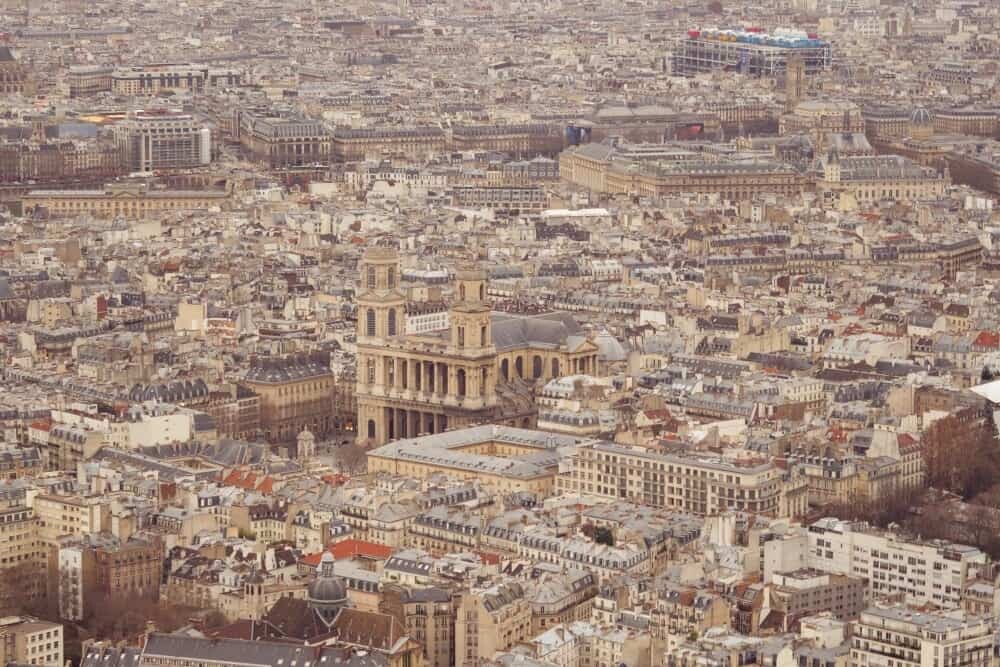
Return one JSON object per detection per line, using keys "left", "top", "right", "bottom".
{"left": 354, "top": 246, "right": 600, "bottom": 446}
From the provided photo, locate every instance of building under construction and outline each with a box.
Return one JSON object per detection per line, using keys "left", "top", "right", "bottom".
{"left": 673, "top": 27, "right": 832, "bottom": 78}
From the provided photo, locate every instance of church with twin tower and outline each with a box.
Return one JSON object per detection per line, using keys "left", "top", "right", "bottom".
{"left": 355, "top": 246, "right": 500, "bottom": 446}
{"left": 355, "top": 246, "right": 601, "bottom": 446}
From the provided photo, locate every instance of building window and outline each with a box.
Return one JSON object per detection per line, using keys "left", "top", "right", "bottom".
{"left": 367, "top": 359, "right": 376, "bottom": 384}
{"left": 367, "top": 420, "right": 376, "bottom": 440}
{"left": 366, "top": 309, "right": 376, "bottom": 337}
{"left": 481, "top": 325, "right": 487, "bottom": 346}
{"left": 388, "top": 309, "right": 397, "bottom": 336}
{"left": 367, "top": 266, "right": 376, "bottom": 289}
{"left": 387, "top": 266, "right": 396, "bottom": 288}
{"left": 458, "top": 326, "right": 465, "bottom": 347}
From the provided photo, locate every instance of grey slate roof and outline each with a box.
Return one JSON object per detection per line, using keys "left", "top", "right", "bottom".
{"left": 492, "top": 311, "right": 583, "bottom": 352}
{"left": 80, "top": 646, "right": 142, "bottom": 667}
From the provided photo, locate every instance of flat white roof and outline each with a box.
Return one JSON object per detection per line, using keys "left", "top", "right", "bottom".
{"left": 971, "top": 379, "right": 1000, "bottom": 404}
{"left": 540, "top": 208, "right": 610, "bottom": 218}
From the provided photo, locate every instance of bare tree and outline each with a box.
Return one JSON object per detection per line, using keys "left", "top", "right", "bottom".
{"left": 336, "top": 442, "right": 368, "bottom": 474}
{"left": 923, "top": 416, "right": 1000, "bottom": 498}
{"left": 83, "top": 594, "right": 194, "bottom": 641}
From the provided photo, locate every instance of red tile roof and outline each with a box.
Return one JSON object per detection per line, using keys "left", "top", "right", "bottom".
{"left": 974, "top": 331, "right": 999, "bottom": 348}
{"left": 220, "top": 468, "right": 270, "bottom": 492}
{"left": 477, "top": 551, "right": 501, "bottom": 565}
{"left": 302, "top": 539, "right": 393, "bottom": 566}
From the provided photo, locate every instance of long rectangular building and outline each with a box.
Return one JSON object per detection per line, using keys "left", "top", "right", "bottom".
{"left": 673, "top": 27, "right": 832, "bottom": 77}
{"left": 851, "top": 605, "right": 994, "bottom": 667}
{"left": 111, "top": 64, "right": 242, "bottom": 95}
{"left": 807, "top": 517, "right": 987, "bottom": 607}
{"left": 556, "top": 442, "right": 802, "bottom": 517}
{"left": 367, "top": 424, "right": 584, "bottom": 496}
{"left": 560, "top": 142, "right": 808, "bottom": 200}
{"left": 22, "top": 183, "right": 230, "bottom": 219}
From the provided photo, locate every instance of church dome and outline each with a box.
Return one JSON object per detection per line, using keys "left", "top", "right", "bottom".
{"left": 594, "top": 329, "right": 628, "bottom": 362}
{"left": 307, "top": 552, "right": 347, "bottom": 606}
{"left": 909, "top": 106, "right": 933, "bottom": 125}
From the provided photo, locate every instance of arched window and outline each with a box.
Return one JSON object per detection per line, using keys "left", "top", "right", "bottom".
{"left": 366, "top": 266, "right": 376, "bottom": 289}
{"left": 532, "top": 355, "right": 543, "bottom": 379}
{"left": 388, "top": 309, "right": 397, "bottom": 336}
{"left": 387, "top": 266, "right": 396, "bottom": 288}
{"left": 481, "top": 325, "right": 488, "bottom": 346}
{"left": 515, "top": 356, "right": 524, "bottom": 379}
{"left": 457, "top": 326, "right": 465, "bottom": 347}
{"left": 479, "top": 284, "right": 485, "bottom": 300}
{"left": 366, "top": 309, "right": 376, "bottom": 337}
{"left": 500, "top": 359, "right": 509, "bottom": 381}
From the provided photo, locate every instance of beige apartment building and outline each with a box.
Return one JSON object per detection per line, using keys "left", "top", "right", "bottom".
{"left": 0, "top": 617, "right": 63, "bottom": 667}
{"left": 381, "top": 585, "right": 457, "bottom": 667}
{"left": 0, "top": 503, "right": 45, "bottom": 612}
{"left": 851, "top": 606, "right": 994, "bottom": 667}
{"left": 67, "top": 65, "right": 113, "bottom": 97}
{"left": 557, "top": 442, "right": 797, "bottom": 517}
{"left": 234, "top": 108, "right": 332, "bottom": 168}
{"left": 35, "top": 493, "right": 110, "bottom": 546}
{"left": 241, "top": 352, "right": 336, "bottom": 444}
{"left": 455, "top": 583, "right": 532, "bottom": 667}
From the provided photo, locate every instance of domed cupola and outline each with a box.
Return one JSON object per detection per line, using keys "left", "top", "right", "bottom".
{"left": 307, "top": 552, "right": 348, "bottom": 628}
